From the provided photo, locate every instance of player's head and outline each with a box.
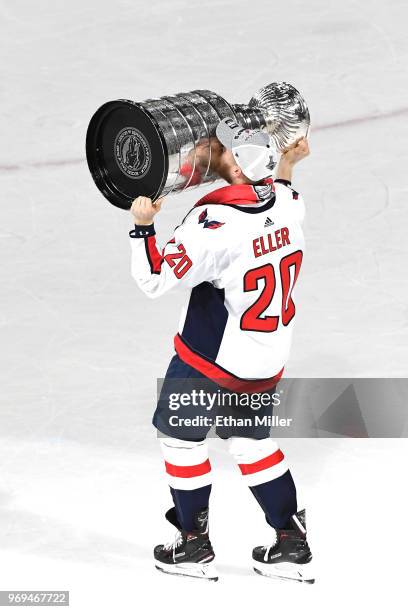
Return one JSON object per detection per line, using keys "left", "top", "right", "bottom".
{"left": 213, "top": 118, "right": 278, "bottom": 185}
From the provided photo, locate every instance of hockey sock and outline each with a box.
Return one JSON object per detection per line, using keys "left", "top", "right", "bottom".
{"left": 228, "top": 437, "right": 297, "bottom": 529}
{"left": 159, "top": 437, "right": 212, "bottom": 532}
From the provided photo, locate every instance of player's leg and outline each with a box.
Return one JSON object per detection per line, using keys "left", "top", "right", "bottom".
{"left": 228, "top": 437, "right": 314, "bottom": 583}
{"left": 152, "top": 355, "right": 217, "bottom": 579}
{"left": 153, "top": 436, "right": 217, "bottom": 580}
{"left": 228, "top": 437, "right": 297, "bottom": 528}
{"left": 159, "top": 436, "right": 212, "bottom": 532}
{"left": 216, "top": 386, "right": 297, "bottom": 528}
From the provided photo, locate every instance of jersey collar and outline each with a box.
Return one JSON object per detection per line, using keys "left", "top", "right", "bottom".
{"left": 194, "top": 178, "right": 275, "bottom": 208}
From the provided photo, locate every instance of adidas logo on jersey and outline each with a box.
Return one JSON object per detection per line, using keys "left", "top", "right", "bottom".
{"left": 264, "top": 216, "right": 274, "bottom": 227}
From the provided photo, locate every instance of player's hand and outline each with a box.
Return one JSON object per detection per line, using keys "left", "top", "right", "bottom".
{"left": 280, "top": 137, "right": 310, "bottom": 166}
{"left": 130, "top": 195, "right": 165, "bottom": 226}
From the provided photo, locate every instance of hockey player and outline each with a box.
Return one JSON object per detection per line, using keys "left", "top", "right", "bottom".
{"left": 129, "top": 118, "right": 313, "bottom": 583}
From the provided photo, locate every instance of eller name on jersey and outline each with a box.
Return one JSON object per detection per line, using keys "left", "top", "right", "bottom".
{"left": 129, "top": 179, "right": 305, "bottom": 392}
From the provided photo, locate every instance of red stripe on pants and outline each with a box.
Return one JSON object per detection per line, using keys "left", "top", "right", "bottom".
{"left": 165, "top": 459, "right": 211, "bottom": 478}
{"left": 174, "top": 334, "right": 284, "bottom": 393}
{"left": 238, "top": 449, "right": 284, "bottom": 475}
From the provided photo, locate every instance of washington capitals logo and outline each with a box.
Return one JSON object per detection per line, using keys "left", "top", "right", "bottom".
{"left": 198, "top": 208, "right": 225, "bottom": 230}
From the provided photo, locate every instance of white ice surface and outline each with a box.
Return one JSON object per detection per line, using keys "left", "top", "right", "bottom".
{"left": 1, "top": 0, "right": 408, "bottom": 610}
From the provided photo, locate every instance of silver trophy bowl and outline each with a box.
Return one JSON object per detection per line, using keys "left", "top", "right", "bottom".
{"left": 86, "top": 82, "right": 310, "bottom": 209}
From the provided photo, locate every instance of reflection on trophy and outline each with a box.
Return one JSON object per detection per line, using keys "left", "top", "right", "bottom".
{"left": 86, "top": 82, "right": 310, "bottom": 210}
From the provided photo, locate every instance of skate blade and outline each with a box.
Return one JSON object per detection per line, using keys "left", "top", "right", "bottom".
{"left": 155, "top": 560, "right": 218, "bottom": 581}
{"left": 253, "top": 560, "right": 315, "bottom": 584}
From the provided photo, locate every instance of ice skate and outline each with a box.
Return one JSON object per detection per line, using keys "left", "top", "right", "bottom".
{"left": 252, "top": 509, "right": 314, "bottom": 584}
{"left": 154, "top": 507, "right": 218, "bottom": 581}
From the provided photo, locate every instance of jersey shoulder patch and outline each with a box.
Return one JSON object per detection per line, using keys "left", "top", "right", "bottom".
{"left": 197, "top": 208, "right": 225, "bottom": 230}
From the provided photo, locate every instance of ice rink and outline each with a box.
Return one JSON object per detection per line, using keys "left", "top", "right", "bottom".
{"left": 1, "top": 0, "right": 408, "bottom": 609}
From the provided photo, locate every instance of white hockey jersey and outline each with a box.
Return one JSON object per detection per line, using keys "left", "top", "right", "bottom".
{"left": 129, "top": 179, "right": 305, "bottom": 392}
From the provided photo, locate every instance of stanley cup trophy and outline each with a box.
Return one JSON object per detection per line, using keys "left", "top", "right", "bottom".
{"left": 86, "top": 82, "right": 310, "bottom": 210}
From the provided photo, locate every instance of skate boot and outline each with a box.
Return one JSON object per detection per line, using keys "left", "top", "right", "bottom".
{"left": 154, "top": 507, "right": 218, "bottom": 581}
{"left": 252, "top": 509, "right": 314, "bottom": 583}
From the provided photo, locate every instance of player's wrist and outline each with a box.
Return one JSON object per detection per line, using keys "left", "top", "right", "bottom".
{"left": 278, "top": 158, "right": 295, "bottom": 169}
{"left": 133, "top": 217, "right": 155, "bottom": 226}
{"left": 276, "top": 160, "right": 293, "bottom": 182}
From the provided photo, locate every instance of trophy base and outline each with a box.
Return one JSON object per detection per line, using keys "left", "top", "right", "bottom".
{"left": 86, "top": 100, "right": 168, "bottom": 210}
